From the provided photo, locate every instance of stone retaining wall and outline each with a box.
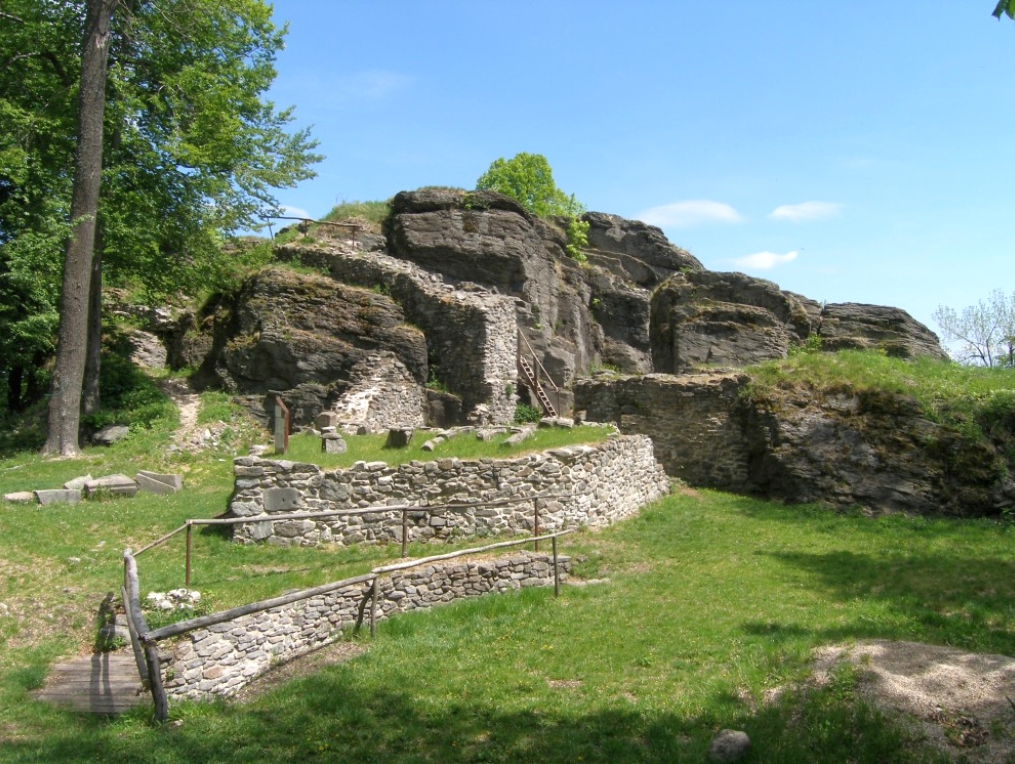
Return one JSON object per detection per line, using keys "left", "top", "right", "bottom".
{"left": 162, "top": 551, "right": 569, "bottom": 699}
{"left": 228, "top": 434, "right": 669, "bottom": 546}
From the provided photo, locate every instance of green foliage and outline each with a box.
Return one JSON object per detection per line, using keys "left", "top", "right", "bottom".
{"left": 476, "top": 152, "right": 588, "bottom": 263}
{"left": 746, "top": 350, "right": 1015, "bottom": 448}
{"left": 0, "top": 0, "right": 322, "bottom": 413}
{"left": 993, "top": 0, "right": 1015, "bottom": 20}
{"left": 513, "top": 402, "right": 543, "bottom": 424}
{"left": 933, "top": 290, "right": 1015, "bottom": 367}
{"left": 788, "top": 334, "right": 824, "bottom": 356}
{"left": 323, "top": 200, "right": 391, "bottom": 228}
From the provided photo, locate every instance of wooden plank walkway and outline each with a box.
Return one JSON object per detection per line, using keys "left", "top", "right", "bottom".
{"left": 33, "top": 654, "right": 150, "bottom": 715}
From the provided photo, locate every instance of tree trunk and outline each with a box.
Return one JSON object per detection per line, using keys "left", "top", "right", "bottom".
{"left": 82, "top": 232, "right": 103, "bottom": 415}
{"left": 42, "top": 0, "right": 116, "bottom": 457}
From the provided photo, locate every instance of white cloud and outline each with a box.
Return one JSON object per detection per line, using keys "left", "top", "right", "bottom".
{"left": 638, "top": 200, "right": 744, "bottom": 228}
{"left": 281, "top": 205, "right": 311, "bottom": 220}
{"left": 768, "top": 201, "right": 843, "bottom": 222}
{"left": 733, "top": 250, "right": 799, "bottom": 270}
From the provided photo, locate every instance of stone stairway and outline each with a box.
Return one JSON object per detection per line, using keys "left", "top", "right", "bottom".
{"left": 33, "top": 653, "right": 150, "bottom": 715}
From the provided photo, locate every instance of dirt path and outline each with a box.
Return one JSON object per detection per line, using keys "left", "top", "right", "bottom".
{"left": 813, "top": 641, "right": 1015, "bottom": 764}
{"left": 159, "top": 377, "right": 201, "bottom": 446}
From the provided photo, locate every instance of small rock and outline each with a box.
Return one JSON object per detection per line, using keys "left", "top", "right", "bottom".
{"left": 3, "top": 491, "right": 36, "bottom": 503}
{"left": 92, "top": 425, "right": 130, "bottom": 446}
{"left": 63, "top": 474, "right": 93, "bottom": 490}
{"left": 708, "top": 730, "right": 751, "bottom": 763}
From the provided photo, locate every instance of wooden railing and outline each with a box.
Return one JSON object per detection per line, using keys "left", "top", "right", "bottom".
{"left": 123, "top": 528, "right": 574, "bottom": 722}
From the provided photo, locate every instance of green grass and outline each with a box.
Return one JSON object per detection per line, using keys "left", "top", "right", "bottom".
{"left": 747, "top": 350, "right": 1015, "bottom": 432}
{"left": 3, "top": 473, "right": 1015, "bottom": 761}
{"left": 322, "top": 200, "right": 391, "bottom": 229}
{"left": 280, "top": 425, "right": 613, "bottom": 468}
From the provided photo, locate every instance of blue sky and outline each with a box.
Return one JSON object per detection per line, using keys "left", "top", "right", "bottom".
{"left": 264, "top": 1, "right": 1015, "bottom": 339}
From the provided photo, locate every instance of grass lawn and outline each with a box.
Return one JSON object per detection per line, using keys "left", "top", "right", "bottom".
{"left": 3, "top": 444, "right": 1015, "bottom": 763}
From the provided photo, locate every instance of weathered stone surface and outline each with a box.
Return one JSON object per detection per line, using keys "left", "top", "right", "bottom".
{"left": 126, "top": 329, "right": 167, "bottom": 369}
{"left": 584, "top": 211, "right": 703, "bottom": 286}
{"left": 63, "top": 475, "right": 93, "bottom": 490}
{"left": 85, "top": 475, "right": 138, "bottom": 498}
{"left": 3, "top": 492, "right": 36, "bottom": 503}
{"left": 321, "top": 433, "right": 347, "bottom": 454}
{"left": 35, "top": 489, "right": 83, "bottom": 505}
{"left": 385, "top": 427, "right": 413, "bottom": 448}
{"left": 91, "top": 425, "right": 130, "bottom": 446}
{"left": 228, "top": 435, "right": 668, "bottom": 546}
{"left": 576, "top": 373, "right": 1015, "bottom": 517}
{"left": 650, "top": 271, "right": 944, "bottom": 373}
{"left": 136, "top": 471, "right": 184, "bottom": 494}
{"left": 193, "top": 267, "right": 428, "bottom": 425}
{"left": 818, "top": 302, "right": 949, "bottom": 360}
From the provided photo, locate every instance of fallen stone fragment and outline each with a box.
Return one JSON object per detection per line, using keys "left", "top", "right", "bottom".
{"left": 135, "top": 471, "right": 184, "bottom": 495}
{"left": 4, "top": 491, "right": 36, "bottom": 503}
{"left": 502, "top": 428, "right": 534, "bottom": 447}
{"left": 85, "top": 474, "right": 138, "bottom": 498}
{"left": 421, "top": 436, "right": 446, "bottom": 452}
{"left": 35, "top": 489, "right": 83, "bottom": 505}
{"left": 385, "top": 427, "right": 413, "bottom": 448}
{"left": 63, "top": 475, "right": 93, "bottom": 490}
{"left": 321, "top": 433, "right": 347, "bottom": 454}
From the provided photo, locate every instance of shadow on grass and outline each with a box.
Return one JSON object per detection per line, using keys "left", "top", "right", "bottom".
{"left": 3, "top": 666, "right": 942, "bottom": 764}
{"left": 749, "top": 548, "right": 1015, "bottom": 656}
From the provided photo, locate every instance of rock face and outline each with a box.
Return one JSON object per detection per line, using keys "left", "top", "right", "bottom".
{"left": 575, "top": 373, "right": 1015, "bottom": 517}
{"left": 193, "top": 268, "right": 427, "bottom": 425}
{"left": 175, "top": 188, "right": 947, "bottom": 439}
{"left": 650, "top": 271, "right": 945, "bottom": 373}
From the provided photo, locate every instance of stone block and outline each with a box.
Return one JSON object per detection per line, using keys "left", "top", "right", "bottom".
{"left": 263, "top": 487, "right": 301, "bottom": 512}
{"left": 316, "top": 411, "right": 341, "bottom": 429}
{"left": 85, "top": 474, "right": 138, "bottom": 498}
{"left": 385, "top": 427, "right": 413, "bottom": 448}
{"left": 63, "top": 474, "right": 93, "bottom": 490}
{"left": 35, "top": 489, "right": 83, "bottom": 505}
{"left": 136, "top": 471, "right": 184, "bottom": 495}
{"left": 4, "top": 491, "right": 36, "bottom": 503}
{"left": 322, "top": 433, "right": 347, "bottom": 454}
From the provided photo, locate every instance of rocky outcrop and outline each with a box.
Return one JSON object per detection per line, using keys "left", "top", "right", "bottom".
{"left": 193, "top": 268, "right": 427, "bottom": 425}
{"left": 650, "top": 271, "right": 944, "bottom": 373}
{"left": 817, "top": 303, "right": 949, "bottom": 360}
{"left": 583, "top": 211, "right": 704, "bottom": 286}
{"left": 575, "top": 373, "right": 1015, "bottom": 517}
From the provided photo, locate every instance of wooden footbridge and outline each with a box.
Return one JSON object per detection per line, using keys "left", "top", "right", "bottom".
{"left": 33, "top": 653, "right": 149, "bottom": 715}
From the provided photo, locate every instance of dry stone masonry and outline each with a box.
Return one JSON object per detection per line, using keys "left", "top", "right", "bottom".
{"left": 227, "top": 434, "right": 669, "bottom": 546}
{"left": 162, "top": 551, "right": 569, "bottom": 699}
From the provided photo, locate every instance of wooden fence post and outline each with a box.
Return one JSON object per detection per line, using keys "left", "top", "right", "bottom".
{"left": 273, "top": 396, "right": 290, "bottom": 454}
{"left": 370, "top": 576, "right": 379, "bottom": 638}
{"left": 552, "top": 534, "right": 560, "bottom": 597}
{"left": 185, "top": 522, "right": 192, "bottom": 589}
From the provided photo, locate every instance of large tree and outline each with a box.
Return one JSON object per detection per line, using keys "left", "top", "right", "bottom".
{"left": 0, "top": 0, "right": 320, "bottom": 445}
{"left": 44, "top": 0, "right": 117, "bottom": 456}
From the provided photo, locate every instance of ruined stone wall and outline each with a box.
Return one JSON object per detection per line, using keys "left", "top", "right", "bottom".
{"left": 283, "top": 244, "right": 517, "bottom": 424}
{"left": 228, "top": 435, "right": 669, "bottom": 546}
{"left": 163, "top": 551, "right": 569, "bottom": 699}
{"left": 574, "top": 373, "right": 753, "bottom": 491}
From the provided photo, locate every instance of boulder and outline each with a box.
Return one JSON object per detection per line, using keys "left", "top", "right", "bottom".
{"left": 4, "top": 491, "right": 36, "bottom": 503}
{"left": 708, "top": 730, "right": 751, "bottom": 763}
{"left": 583, "top": 211, "right": 704, "bottom": 286}
{"left": 650, "top": 271, "right": 945, "bottom": 372}
{"left": 193, "top": 267, "right": 428, "bottom": 425}
{"left": 91, "top": 425, "right": 130, "bottom": 446}
{"left": 818, "top": 302, "right": 949, "bottom": 359}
